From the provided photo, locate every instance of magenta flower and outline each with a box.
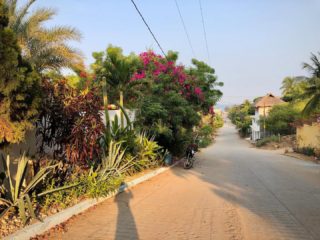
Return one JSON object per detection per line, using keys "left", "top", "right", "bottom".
{"left": 194, "top": 87, "right": 203, "bottom": 96}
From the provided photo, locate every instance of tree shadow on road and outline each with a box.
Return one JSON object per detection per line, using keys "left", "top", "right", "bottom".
{"left": 114, "top": 188, "right": 139, "bottom": 240}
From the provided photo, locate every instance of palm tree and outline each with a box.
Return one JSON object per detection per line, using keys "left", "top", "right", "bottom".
{"left": 301, "top": 53, "right": 320, "bottom": 115}
{"left": 281, "top": 77, "right": 295, "bottom": 96}
{"left": 104, "top": 51, "right": 133, "bottom": 128}
{"left": 4, "top": 0, "right": 83, "bottom": 73}
{"left": 93, "top": 46, "right": 142, "bottom": 128}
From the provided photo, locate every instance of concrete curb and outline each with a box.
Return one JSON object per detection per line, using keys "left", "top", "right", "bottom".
{"left": 5, "top": 162, "right": 180, "bottom": 240}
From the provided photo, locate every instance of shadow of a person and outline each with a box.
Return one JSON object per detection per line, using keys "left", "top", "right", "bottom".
{"left": 114, "top": 188, "right": 139, "bottom": 240}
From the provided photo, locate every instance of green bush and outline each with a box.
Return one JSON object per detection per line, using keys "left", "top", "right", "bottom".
{"left": 197, "top": 124, "right": 214, "bottom": 148}
{"left": 256, "top": 135, "right": 280, "bottom": 147}
{"left": 0, "top": 6, "right": 40, "bottom": 147}
{"left": 213, "top": 115, "right": 224, "bottom": 129}
{"left": 228, "top": 100, "right": 254, "bottom": 137}
{"left": 262, "top": 104, "right": 299, "bottom": 135}
{"left": 294, "top": 147, "right": 315, "bottom": 156}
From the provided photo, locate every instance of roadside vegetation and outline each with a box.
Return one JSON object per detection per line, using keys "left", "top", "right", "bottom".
{"left": 228, "top": 100, "right": 255, "bottom": 137}
{"left": 228, "top": 53, "right": 319, "bottom": 157}
{"left": 0, "top": 1, "right": 224, "bottom": 237}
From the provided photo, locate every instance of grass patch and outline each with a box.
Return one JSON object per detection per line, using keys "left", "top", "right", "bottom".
{"left": 256, "top": 135, "right": 280, "bottom": 147}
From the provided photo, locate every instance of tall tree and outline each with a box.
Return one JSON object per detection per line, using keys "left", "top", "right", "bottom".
{"left": 301, "top": 53, "right": 320, "bottom": 115}
{"left": 92, "top": 45, "right": 141, "bottom": 127}
{"left": 187, "top": 59, "right": 223, "bottom": 112}
{"left": 4, "top": 0, "right": 83, "bottom": 73}
{"left": 0, "top": 1, "right": 40, "bottom": 146}
{"left": 280, "top": 76, "right": 309, "bottom": 102}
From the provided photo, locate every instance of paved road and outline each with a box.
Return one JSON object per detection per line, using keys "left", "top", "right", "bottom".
{"left": 47, "top": 122, "right": 320, "bottom": 240}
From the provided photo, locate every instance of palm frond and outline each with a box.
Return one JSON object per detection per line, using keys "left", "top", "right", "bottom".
{"left": 5, "top": 0, "right": 83, "bottom": 72}
{"left": 12, "top": 0, "right": 36, "bottom": 30}
{"left": 302, "top": 93, "right": 320, "bottom": 116}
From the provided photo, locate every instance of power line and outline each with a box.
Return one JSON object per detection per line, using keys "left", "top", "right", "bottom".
{"left": 174, "top": 0, "right": 196, "bottom": 58}
{"left": 199, "top": 0, "right": 210, "bottom": 63}
{"left": 130, "top": 0, "right": 167, "bottom": 58}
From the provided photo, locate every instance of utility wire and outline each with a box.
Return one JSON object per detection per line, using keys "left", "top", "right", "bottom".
{"left": 130, "top": 0, "right": 167, "bottom": 58}
{"left": 174, "top": 0, "right": 196, "bottom": 58}
{"left": 199, "top": 0, "right": 210, "bottom": 63}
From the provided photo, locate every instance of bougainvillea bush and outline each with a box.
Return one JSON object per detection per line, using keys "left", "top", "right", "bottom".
{"left": 130, "top": 50, "right": 222, "bottom": 155}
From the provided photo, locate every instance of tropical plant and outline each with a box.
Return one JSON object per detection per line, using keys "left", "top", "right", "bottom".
{"left": 0, "top": 154, "right": 54, "bottom": 224}
{"left": 301, "top": 53, "right": 320, "bottom": 115}
{"left": 64, "top": 88, "right": 105, "bottom": 166}
{"left": 36, "top": 79, "right": 74, "bottom": 158}
{"left": 37, "top": 80, "right": 105, "bottom": 166}
{"left": 261, "top": 104, "right": 299, "bottom": 135}
{"left": 187, "top": 59, "right": 223, "bottom": 112}
{"left": 280, "top": 76, "right": 309, "bottom": 102}
{"left": 92, "top": 45, "right": 142, "bottom": 127}
{"left": 197, "top": 124, "right": 214, "bottom": 148}
{"left": 4, "top": 0, "right": 83, "bottom": 72}
{"left": 228, "top": 100, "right": 254, "bottom": 137}
{"left": 0, "top": 1, "right": 40, "bottom": 147}
{"left": 133, "top": 133, "right": 162, "bottom": 171}
{"left": 100, "top": 141, "right": 133, "bottom": 178}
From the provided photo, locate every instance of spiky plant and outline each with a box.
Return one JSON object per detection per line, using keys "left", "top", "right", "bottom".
{"left": 4, "top": 0, "right": 83, "bottom": 72}
{"left": 0, "top": 154, "right": 54, "bottom": 224}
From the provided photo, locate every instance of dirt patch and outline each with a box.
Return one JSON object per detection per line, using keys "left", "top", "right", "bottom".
{"left": 256, "top": 135, "right": 296, "bottom": 150}
{"left": 284, "top": 152, "right": 320, "bottom": 164}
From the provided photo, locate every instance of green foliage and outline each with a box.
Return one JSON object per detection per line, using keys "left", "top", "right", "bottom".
{"left": 262, "top": 104, "right": 299, "bottom": 135}
{"left": 228, "top": 100, "right": 254, "bottom": 137}
{"left": 132, "top": 133, "right": 162, "bottom": 172}
{"left": 37, "top": 80, "right": 105, "bottom": 166}
{"left": 4, "top": 0, "right": 83, "bottom": 72}
{"left": 187, "top": 59, "right": 223, "bottom": 112}
{"left": 92, "top": 45, "right": 141, "bottom": 107}
{"left": 294, "top": 147, "right": 315, "bottom": 156}
{"left": 81, "top": 168, "right": 123, "bottom": 199}
{"left": 301, "top": 53, "right": 320, "bottom": 116}
{"left": 212, "top": 115, "right": 224, "bottom": 129}
{"left": 198, "top": 124, "right": 214, "bottom": 148}
{"left": 281, "top": 76, "right": 309, "bottom": 102}
{"left": 0, "top": 3, "right": 40, "bottom": 146}
{"left": 137, "top": 92, "right": 200, "bottom": 156}
{"left": 0, "top": 154, "right": 54, "bottom": 224}
{"left": 256, "top": 135, "right": 280, "bottom": 147}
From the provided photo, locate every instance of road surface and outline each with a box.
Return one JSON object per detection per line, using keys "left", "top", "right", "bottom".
{"left": 46, "top": 121, "right": 320, "bottom": 240}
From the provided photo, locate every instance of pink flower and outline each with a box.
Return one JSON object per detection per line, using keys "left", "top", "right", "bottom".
{"left": 194, "top": 87, "right": 203, "bottom": 96}
{"left": 209, "top": 106, "right": 215, "bottom": 115}
{"left": 131, "top": 71, "right": 146, "bottom": 81}
{"left": 153, "top": 69, "right": 161, "bottom": 76}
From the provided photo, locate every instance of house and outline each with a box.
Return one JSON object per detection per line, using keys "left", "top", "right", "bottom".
{"left": 251, "top": 93, "right": 284, "bottom": 141}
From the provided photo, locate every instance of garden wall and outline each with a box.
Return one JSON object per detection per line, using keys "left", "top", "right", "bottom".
{"left": 0, "top": 129, "right": 38, "bottom": 176}
{"left": 296, "top": 122, "right": 320, "bottom": 149}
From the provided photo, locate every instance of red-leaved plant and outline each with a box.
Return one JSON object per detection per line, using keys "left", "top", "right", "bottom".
{"left": 64, "top": 89, "right": 105, "bottom": 166}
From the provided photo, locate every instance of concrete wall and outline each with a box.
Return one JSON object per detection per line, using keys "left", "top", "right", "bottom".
{"left": 296, "top": 122, "right": 320, "bottom": 149}
{"left": 0, "top": 129, "right": 38, "bottom": 179}
{"left": 257, "top": 106, "right": 272, "bottom": 116}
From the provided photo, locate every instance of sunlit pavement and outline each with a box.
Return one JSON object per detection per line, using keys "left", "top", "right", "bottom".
{"left": 47, "top": 121, "right": 320, "bottom": 240}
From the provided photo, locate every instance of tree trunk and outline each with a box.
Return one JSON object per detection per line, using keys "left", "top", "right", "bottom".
{"left": 102, "top": 80, "right": 110, "bottom": 130}
{"left": 120, "top": 90, "right": 124, "bottom": 128}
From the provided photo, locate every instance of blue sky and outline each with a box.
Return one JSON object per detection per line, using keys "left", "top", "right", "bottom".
{"left": 31, "top": 0, "right": 320, "bottom": 105}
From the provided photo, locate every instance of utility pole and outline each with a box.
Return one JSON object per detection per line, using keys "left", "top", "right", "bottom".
{"left": 263, "top": 102, "right": 266, "bottom": 138}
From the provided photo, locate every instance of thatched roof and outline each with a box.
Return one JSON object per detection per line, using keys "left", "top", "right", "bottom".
{"left": 255, "top": 93, "right": 284, "bottom": 107}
